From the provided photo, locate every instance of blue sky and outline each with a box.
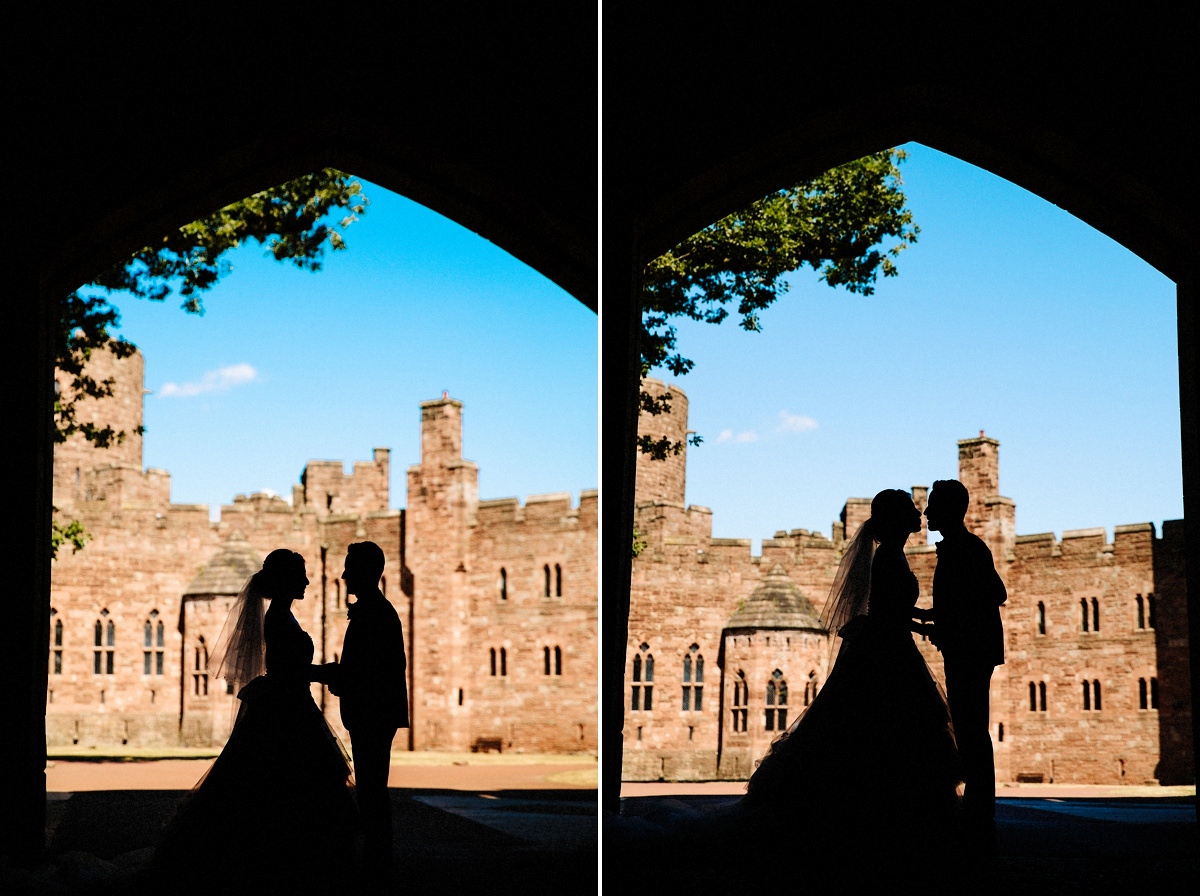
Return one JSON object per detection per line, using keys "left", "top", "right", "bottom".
{"left": 105, "top": 180, "right": 598, "bottom": 521}
{"left": 647, "top": 142, "right": 1181, "bottom": 551}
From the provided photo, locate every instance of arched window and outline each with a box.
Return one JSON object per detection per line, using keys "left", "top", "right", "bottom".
{"left": 1036, "top": 601, "right": 1046, "bottom": 636}
{"left": 1091, "top": 598, "right": 1100, "bottom": 632}
{"left": 631, "top": 644, "right": 654, "bottom": 711}
{"left": 765, "top": 670, "right": 788, "bottom": 731}
{"left": 1138, "top": 593, "right": 1157, "bottom": 630}
{"left": 732, "top": 670, "right": 748, "bottom": 732}
{"left": 1080, "top": 598, "right": 1090, "bottom": 632}
{"left": 94, "top": 609, "right": 114, "bottom": 675}
{"left": 554, "top": 563, "right": 562, "bottom": 597}
{"left": 50, "top": 608, "right": 63, "bottom": 675}
{"left": 1082, "top": 678, "right": 1101, "bottom": 711}
{"left": 1136, "top": 594, "right": 1145, "bottom": 629}
{"left": 681, "top": 644, "right": 704, "bottom": 711}
{"left": 543, "top": 564, "right": 551, "bottom": 597}
{"left": 499, "top": 568, "right": 507, "bottom": 601}
{"left": 490, "top": 647, "right": 497, "bottom": 676}
{"left": 542, "top": 645, "right": 562, "bottom": 676}
{"left": 804, "top": 671, "right": 819, "bottom": 706}
{"left": 543, "top": 646, "right": 551, "bottom": 675}
{"left": 143, "top": 610, "right": 164, "bottom": 676}
{"left": 554, "top": 645, "right": 562, "bottom": 675}
{"left": 193, "top": 636, "right": 209, "bottom": 697}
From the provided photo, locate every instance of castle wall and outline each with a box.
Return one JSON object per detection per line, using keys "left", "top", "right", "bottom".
{"left": 406, "top": 395, "right": 598, "bottom": 754}
{"left": 625, "top": 381, "right": 1192, "bottom": 786}
{"left": 49, "top": 353, "right": 597, "bottom": 756}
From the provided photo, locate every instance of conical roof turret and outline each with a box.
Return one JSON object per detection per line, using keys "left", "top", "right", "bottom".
{"left": 183, "top": 532, "right": 261, "bottom": 597}
{"left": 725, "top": 564, "right": 824, "bottom": 631}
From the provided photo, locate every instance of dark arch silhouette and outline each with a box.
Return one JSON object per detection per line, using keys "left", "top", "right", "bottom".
{"left": 603, "top": 9, "right": 1197, "bottom": 821}
{"left": 4, "top": 11, "right": 596, "bottom": 862}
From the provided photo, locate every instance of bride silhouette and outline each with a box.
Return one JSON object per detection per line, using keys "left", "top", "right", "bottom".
{"left": 739, "top": 489, "right": 963, "bottom": 850}
{"left": 149, "top": 549, "right": 357, "bottom": 890}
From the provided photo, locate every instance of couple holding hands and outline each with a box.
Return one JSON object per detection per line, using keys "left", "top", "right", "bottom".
{"left": 151, "top": 541, "right": 407, "bottom": 888}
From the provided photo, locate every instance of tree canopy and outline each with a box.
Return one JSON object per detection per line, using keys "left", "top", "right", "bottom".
{"left": 52, "top": 169, "right": 368, "bottom": 554}
{"left": 638, "top": 149, "right": 918, "bottom": 459}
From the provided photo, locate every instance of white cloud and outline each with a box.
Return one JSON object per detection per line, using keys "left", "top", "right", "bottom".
{"left": 717, "top": 427, "right": 760, "bottom": 444}
{"left": 157, "top": 363, "right": 259, "bottom": 398}
{"left": 777, "top": 411, "right": 819, "bottom": 433}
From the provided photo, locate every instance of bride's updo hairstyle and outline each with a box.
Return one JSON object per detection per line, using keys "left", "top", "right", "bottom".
{"left": 254, "top": 549, "right": 305, "bottom": 600}
{"left": 869, "top": 488, "right": 915, "bottom": 541}
{"left": 821, "top": 488, "right": 914, "bottom": 636}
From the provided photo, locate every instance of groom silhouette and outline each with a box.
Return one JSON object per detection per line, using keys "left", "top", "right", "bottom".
{"left": 918, "top": 479, "right": 1006, "bottom": 839}
{"left": 323, "top": 541, "right": 409, "bottom": 875}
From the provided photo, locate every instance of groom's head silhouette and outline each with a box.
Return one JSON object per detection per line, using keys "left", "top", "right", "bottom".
{"left": 926, "top": 479, "right": 969, "bottom": 534}
{"left": 343, "top": 541, "right": 385, "bottom": 597}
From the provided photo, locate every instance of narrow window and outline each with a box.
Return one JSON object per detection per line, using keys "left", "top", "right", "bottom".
{"left": 1082, "top": 680, "right": 1091, "bottom": 711}
{"left": 555, "top": 563, "right": 562, "bottom": 597}
{"left": 1081, "top": 598, "right": 1089, "bottom": 632}
{"left": 51, "top": 610, "right": 63, "bottom": 675}
{"left": 554, "top": 645, "right": 562, "bottom": 676}
{"left": 805, "top": 671, "right": 819, "bottom": 706}
{"left": 1037, "top": 601, "right": 1046, "bottom": 635}
{"left": 543, "top": 564, "right": 551, "bottom": 597}
{"left": 143, "top": 611, "right": 164, "bottom": 676}
{"left": 500, "top": 647, "right": 507, "bottom": 677}
{"left": 1151, "top": 676, "right": 1159, "bottom": 708}
{"left": 764, "top": 670, "right": 787, "bottom": 730}
{"left": 193, "top": 636, "right": 209, "bottom": 696}
{"left": 1093, "top": 679, "right": 1102, "bottom": 711}
{"left": 1136, "top": 595, "right": 1145, "bottom": 629}
{"left": 544, "top": 646, "right": 552, "bottom": 676}
{"left": 490, "top": 648, "right": 497, "bottom": 677}
{"left": 1029, "top": 681, "right": 1037, "bottom": 711}
{"left": 1039, "top": 681, "right": 1047, "bottom": 712}
{"left": 1147, "top": 594, "right": 1156, "bottom": 629}
{"left": 643, "top": 650, "right": 655, "bottom": 711}
{"left": 94, "top": 619, "right": 103, "bottom": 674}
{"left": 499, "top": 568, "right": 507, "bottom": 601}
{"left": 1091, "top": 598, "right": 1100, "bottom": 632}
{"left": 458, "top": 688, "right": 464, "bottom": 706}
{"left": 1139, "top": 677, "right": 1148, "bottom": 709}
{"left": 681, "top": 645, "right": 704, "bottom": 712}
{"left": 732, "top": 671, "right": 748, "bottom": 732}
{"left": 997, "top": 722, "right": 1004, "bottom": 742}
{"left": 631, "top": 654, "right": 641, "bottom": 710}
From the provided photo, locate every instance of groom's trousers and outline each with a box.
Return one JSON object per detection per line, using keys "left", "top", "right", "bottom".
{"left": 943, "top": 657, "right": 996, "bottom": 824}
{"left": 351, "top": 725, "right": 399, "bottom": 871}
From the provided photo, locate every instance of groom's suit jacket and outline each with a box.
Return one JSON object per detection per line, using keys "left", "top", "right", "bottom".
{"left": 337, "top": 591, "right": 409, "bottom": 732}
{"left": 931, "top": 527, "right": 1007, "bottom": 668}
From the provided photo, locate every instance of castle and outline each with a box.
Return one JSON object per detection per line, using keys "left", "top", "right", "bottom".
{"left": 625, "top": 378, "right": 1193, "bottom": 785}
{"left": 48, "top": 348, "right": 597, "bottom": 754}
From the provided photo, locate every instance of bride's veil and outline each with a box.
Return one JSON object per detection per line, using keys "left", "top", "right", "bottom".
{"left": 207, "top": 571, "right": 266, "bottom": 692}
{"left": 821, "top": 518, "right": 876, "bottom": 637}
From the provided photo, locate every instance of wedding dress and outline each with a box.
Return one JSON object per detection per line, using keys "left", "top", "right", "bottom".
{"left": 741, "top": 525, "right": 963, "bottom": 844}
{"left": 150, "top": 593, "right": 357, "bottom": 889}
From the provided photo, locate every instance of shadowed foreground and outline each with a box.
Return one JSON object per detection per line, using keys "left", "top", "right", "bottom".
{"left": 1, "top": 787, "right": 596, "bottom": 895}
{"left": 607, "top": 793, "right": 1198, "bottom": 895}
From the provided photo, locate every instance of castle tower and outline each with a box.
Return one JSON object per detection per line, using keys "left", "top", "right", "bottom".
{"left": 956, "top": 431, "right": 1016, "bottom": 560}
{"left": 635, "top": 377, "right": 689, "bottom": 507}
{"left": 406, "top": 393, "right": 479, "bottom": 750}
{"left": 53, "top": 347, "right": 147, "bottom": 510}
